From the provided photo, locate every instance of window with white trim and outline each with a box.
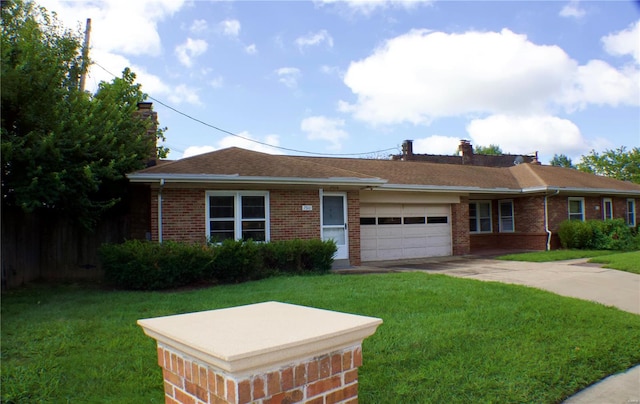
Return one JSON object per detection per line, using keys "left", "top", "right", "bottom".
{"left": 568, "top": 197, "right": 585, "bottom": 221}
{"left": 206, "top": 191, "right": 269, "bottom": 242}
{"left": 498, "top": 200, "right": 514, "bottom": 232}
{"left": 602, "top": 198, "right": 613, "bottom": 220}
{"left": 627, "top": 199, "right": 636, "bottom": 227}
{"left": 469, "top": 201, "right": 492, "bottom": 233}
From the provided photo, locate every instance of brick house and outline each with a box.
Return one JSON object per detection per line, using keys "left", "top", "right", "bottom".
{"left": 127, "top": 147, "right": 640, "bottom": 266}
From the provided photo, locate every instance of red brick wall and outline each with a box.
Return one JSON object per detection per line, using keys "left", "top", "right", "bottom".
{"left": 158, "top": 343, "right": 363, "bottom": 404}
{"left": 451, "top": 197, "right": 470, "bottom": 255}
{"left": 270, "top": 190, "right": 321, "bottom": 241}
{"left": 469, "top": 195, "right": 638, "bottom": 252}
{"left": 347, "top": 191, "right": 361, "bottom": 266}
{"left": 150, "top": 187, "right": 206, "bottom": 244}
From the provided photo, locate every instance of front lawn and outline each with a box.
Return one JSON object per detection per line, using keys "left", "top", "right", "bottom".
{"left": 2, "top": 274, "right": 640, "bottom": 403}
{"left": 588, "top": 251, "right": 640, "bottom": 274}
{"left": 497, "top": 250, "right": 640, "bottom": 274}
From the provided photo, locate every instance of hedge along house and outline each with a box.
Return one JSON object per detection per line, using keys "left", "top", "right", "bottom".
{"left": 127, "top": 147, "right": 640, "bottom": 266}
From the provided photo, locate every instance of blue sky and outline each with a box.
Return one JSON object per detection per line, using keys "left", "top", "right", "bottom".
{"left": 50, "top": 0, "right": 639, "bottom": 163}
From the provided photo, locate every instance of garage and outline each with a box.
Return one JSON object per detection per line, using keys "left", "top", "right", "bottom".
{"left": 360, "top": 204, "right": 452, "bottom": 261}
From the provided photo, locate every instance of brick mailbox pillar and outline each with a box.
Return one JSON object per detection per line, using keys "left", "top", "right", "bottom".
{"left": 138, "top": 301, "right": 382, "bottom": 404}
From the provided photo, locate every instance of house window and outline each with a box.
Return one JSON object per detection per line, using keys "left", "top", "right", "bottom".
{"left": 568, "top": 197, "right": 585, "bottom": 221}
{"left": 469, "top": 201, "right": 492, "bottom": 233}
{"left": 627, "top": 199, "right": 636, "bottom": 227}
{"left": 602, "top": 198, "right": 613, "bottom": 220}
{"left": 498, "top": 200, "right": 514, "bottom": 232}
{"left": 206, "top": 191, "right": 269, "bottom": 242}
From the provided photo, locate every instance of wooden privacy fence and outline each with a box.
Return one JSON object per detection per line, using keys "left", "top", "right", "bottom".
{"left": 1, "top": 208, "right": 137, "bottom": 289}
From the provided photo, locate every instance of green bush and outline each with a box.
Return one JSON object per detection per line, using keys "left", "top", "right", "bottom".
{"left": 263, "top": 239, "right": 336, "bottom": 274}
{"left": 100, "top": 238, "right": 337, "bottom": 290}
{"left": 557, "top": 219, "right": 636, "bottom": 250}
{"left": 100, "top": 240, "right": 213, "bottom": 290}
{"left": 558, "top": 220, "right": 593, "bottom": 249}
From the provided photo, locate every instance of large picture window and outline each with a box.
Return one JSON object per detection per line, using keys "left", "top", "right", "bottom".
{"left": 498, "top": 200, "right": 514, "bottom": 232}
{"left": 469, "top": 201, "right": 492, "bottom": 233}
{"left": 568, "top": 197, "right": 585, "bottom": 221}
{"left": 627, "top": 199, "right": 636, "bottom": 227}
{"left": 206, "top": 191, "right": 269, "bottom": 242}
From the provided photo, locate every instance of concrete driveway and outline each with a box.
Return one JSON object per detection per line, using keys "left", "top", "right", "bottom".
{"left": 345, "top": 256, "right": 640, "bottom": 404}
{"left": 354, "top": 256, "right": 640, "bottom": 314}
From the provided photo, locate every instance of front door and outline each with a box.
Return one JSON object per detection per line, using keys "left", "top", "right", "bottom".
{"left": 322, "top": 193, "right": 348, "bottom": 260}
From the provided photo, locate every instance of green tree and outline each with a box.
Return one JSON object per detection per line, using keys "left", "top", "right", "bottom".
{"left": 1, "top": 0, "right": 167, "bottom": 228}
{"left": 474, "top": 144, "right": 503, "bottom": 155}
{"left": 550, "top": 154, "right": 574, "bottom": 168}
{"left": 576, "top": 147, "right": 640, "bottom": 184}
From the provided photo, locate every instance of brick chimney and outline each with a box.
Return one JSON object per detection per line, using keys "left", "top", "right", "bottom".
{"left": 402, "top": 139, "right": 414, "bottom": 160}
{"left": 458, "top": 140, "right": 473, "bottom": 165}
{"left": 136, "top": 102, "right": 158, "bottom": 167}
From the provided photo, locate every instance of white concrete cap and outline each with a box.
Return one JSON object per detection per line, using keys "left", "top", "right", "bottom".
{"left": 138, "top": 301, "right": 383, "bottom": 376}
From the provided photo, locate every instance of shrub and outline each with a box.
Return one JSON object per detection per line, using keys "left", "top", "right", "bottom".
{"left": 100, "top": 240, "right": 213, "bottom": 290}
{"left": 263, "top": 239, "right": 337, "bottom": 274}
{"left": 100, "top": 238, "right": 337, "bottom": 290}
{"left": 557, "top": 219, "right": 636, "bottom": 251}
{"left": 558, "top": 220, "right": 593, "bottom": 249}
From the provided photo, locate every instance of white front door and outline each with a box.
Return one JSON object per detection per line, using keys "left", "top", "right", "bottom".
{"left": 322, "top": 193, "right": 349, "bottom": 260}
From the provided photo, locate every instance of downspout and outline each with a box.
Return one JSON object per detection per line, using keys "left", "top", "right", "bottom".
{"left": 544, "top": 189, "right": 560, "bottom": 250}
{"left": 158, "top": 179, "right": 165, "bottom": 243}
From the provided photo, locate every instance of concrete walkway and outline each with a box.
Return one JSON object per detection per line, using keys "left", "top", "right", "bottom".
{"left": 340, "top": 256, "right": 640, "bottom": 404}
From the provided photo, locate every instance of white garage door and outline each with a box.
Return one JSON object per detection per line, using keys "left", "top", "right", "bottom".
{"left": 360, "top": 204, "right": 452, "bottom": 261}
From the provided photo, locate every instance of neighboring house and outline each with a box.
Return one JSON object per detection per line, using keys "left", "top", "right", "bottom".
{"left": 393, "top": 139, "right": 539, "bottom": 167}
{"left": 127, "top": 147, "right": 640, "bottom": 266}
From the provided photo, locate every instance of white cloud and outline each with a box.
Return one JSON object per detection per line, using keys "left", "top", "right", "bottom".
{"left": 190, "top": 19, "right": 208, "bottom": 34}
{"left": 182, "top": 145, "right": 216, "bottom": 158}
{"left": 465, "top": 114, "right": 592, "bottom": 161}
{"left": 295, "top": 30, "right": 334, "bottom": 51}
{"left": 341, "top": 29, "right": 574, "bottom": 125}
{"left": 245, "top": 44, "right": 258, "bottom": 55}
{"left": 315, "top": 0, "right": 432, "bottom": 16}
{"left": 209, "top": 76, "right": 224, "bottom": 88}
{"left": 602, "top": 20, "right": 640, "bottom": 64}
{"left": 175, "top": 38, "right": 208, "bottom": 67}
{"left": 182, "top": 133, "right": 281, "bottom": 158}
{"left": 219, "top": 19, "right": 241, "bottom": 37}
{"left": 275, "top": 67, "right": 302, "bottom": 88}
{"left": 320, "top": 65, "right": 342, "bottom": 76}
{"left": 300, "top": 116, "right": 348, "bottom": 150}
{"left": 167, "top": 84, "right": 201, "bottom": 105}
{"left": 559, "top": 59, "right": 640, "bottom": 110}
{"left": 559, "top": 0, "right": 586, "bottom": 19}
{"left": 340, "top": 27, "right": 640, "bottom": 126}
{"left": 48, "top": 0, "right": 186, "bottom": 57}
{"left": 413, "top": 136, "right": 461, "bottom": 155}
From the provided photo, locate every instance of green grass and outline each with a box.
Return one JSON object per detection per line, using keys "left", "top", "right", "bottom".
{"left": 497, "top": 249, "right": 616, "bottom": 262}
{"left": 588, "top": 251, "right": 640, "bottom": 274}
{"left": 3, "top": 274, "right": 640, "bottom": 403}
{"left": 497, "top": 250, "right": 640, "bottom": 274}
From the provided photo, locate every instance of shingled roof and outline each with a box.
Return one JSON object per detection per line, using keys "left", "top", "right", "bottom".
{"left": 128, "top": 147, "right": 640, "bottom": 195}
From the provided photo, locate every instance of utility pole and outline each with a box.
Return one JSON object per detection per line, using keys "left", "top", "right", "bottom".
{"left": 79, "top": 18, "right": 91, "bottom": 92}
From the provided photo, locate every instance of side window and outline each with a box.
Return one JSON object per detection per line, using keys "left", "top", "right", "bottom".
{"left": 627, "top": 199, "right": 636, "bottom": 227}
{"left": 498, "top": 200, "right": 514, "bottom": 232}
{"left": 568, "top": 197, "right": 585, "bottom": 221}
{"left": 469, "top": 201, "right": 492, "bottom": 233}
{"left": 602, "top": 198, "right": 613, "bottom": 220}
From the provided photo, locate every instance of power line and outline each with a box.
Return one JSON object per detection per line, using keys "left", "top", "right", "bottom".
{"left": 92, "top": 62, "right": 400, "bottom": 157}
